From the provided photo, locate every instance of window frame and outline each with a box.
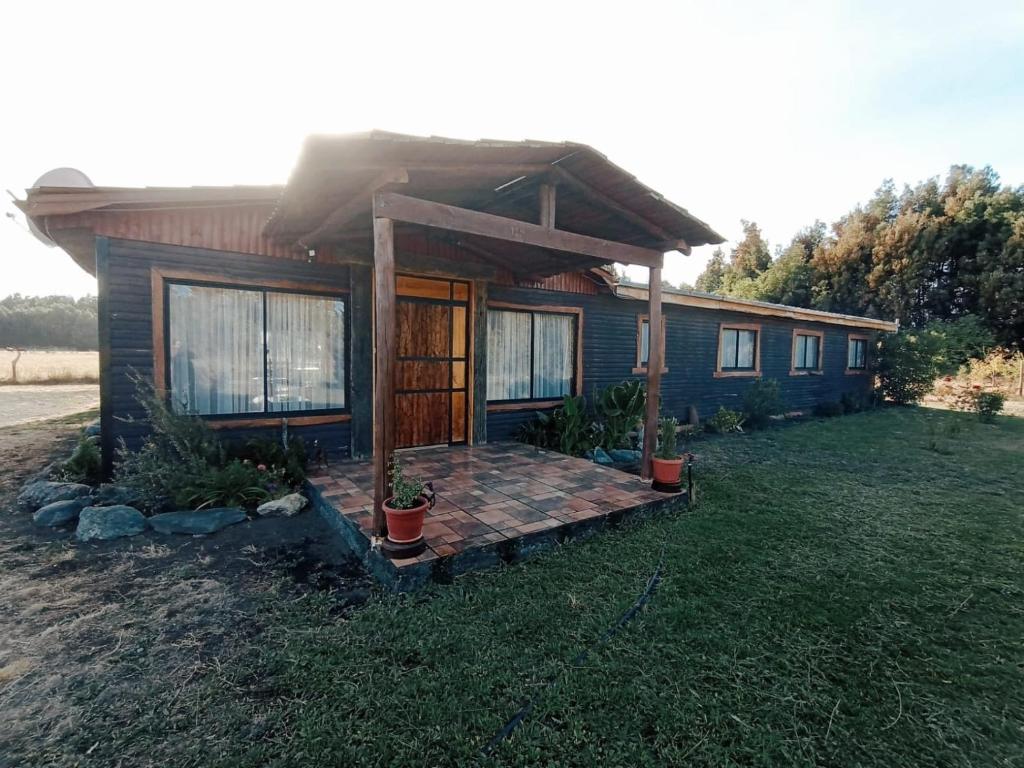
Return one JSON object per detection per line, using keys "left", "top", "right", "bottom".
{"left": 846, "top": 333, "right": 870, "bottom": 374}
{"left": 485, "top": 302, "right": 583, "bottom": 411}
{"left": 715, "top": 322, "right": 761, "bottom": 378}
{"left": 151, "top": 268, "right": 351, "bottom": 427}
{"left": 633, "top": 314, "right": 668, "bottom": 374}
{"left": 790, "top": 328, "right": 825, "bottom": 375}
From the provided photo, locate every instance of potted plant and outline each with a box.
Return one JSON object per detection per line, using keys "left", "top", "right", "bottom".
{"left": 383, "top": 457, "right": 433, "bottom": 545}
{"left": 651, "top": 416, "right": 684, "bottom": 485}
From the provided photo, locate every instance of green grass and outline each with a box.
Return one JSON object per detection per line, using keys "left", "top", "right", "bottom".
{"left": 69, "top": 409, "right": 1024, "bottom": 766}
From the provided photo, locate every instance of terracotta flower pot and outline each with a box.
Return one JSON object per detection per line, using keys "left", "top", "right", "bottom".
{"left": 651, "top": 457, "right": 684, "bottom": 485}
{"left": 383, "top": 495, "right": 429, "bottom": 544}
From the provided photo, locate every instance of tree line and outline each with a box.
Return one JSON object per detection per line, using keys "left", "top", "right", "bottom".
{"left": 695, "top": 165, "right": 1024, "bottom": 349}
{"left": 0, "top": 294, "right": 98, "bottom": 349}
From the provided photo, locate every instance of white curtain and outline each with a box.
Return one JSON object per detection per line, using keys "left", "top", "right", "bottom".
{"left": 737, "top": 330, "right": 756, "bottom": 368}
{"left": 168, "top": 284, "right": 264, "bottom": 415}
{"left": 640, "top": 320, "right": 650, "bottom": 365}
{"left": 487, "top": 310, "right": 531, "bottom": 400}
{"left": 848, "top": 339, "right": 866, "bottom": 369}
{"left": 796, "top": 335, "right": 819, "bottom": 369}
{"left": 532, "top": 313, "right": 574, "bottom": 398}
{"left": 266, "top": 293, "right": 345, "bottom": 411}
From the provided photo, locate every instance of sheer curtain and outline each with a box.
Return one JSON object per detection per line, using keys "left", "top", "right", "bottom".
{"left": 266, "top": 293, "right": 345, "bottom": 411}
{"left": 168, "top": 284, "right": 264, "bottom": 415}
{"left": 533, "top": 313, "right": 574, "bottom": 398}
{"left": 487, "top": 310, "right": 531, "bottom": 400}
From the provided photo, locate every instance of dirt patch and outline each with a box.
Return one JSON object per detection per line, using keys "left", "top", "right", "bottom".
{"left": 0, "top": 411, "right": 371, "bottom": 765}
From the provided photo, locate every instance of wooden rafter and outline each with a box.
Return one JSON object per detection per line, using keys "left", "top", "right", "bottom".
{"left": 373, "top": 192, "right": 663, "bottom": 269}
{"left": 300, "top": 168, "right": 409, "bottom": 246}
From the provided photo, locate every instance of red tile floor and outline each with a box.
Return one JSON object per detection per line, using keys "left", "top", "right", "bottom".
{"left": 308, "top": 442, "right": 678, "bottom": 568}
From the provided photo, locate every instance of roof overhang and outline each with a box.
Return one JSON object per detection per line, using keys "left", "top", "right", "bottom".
{"left": 616, "top": 282, "right": 899, "bottom": 332}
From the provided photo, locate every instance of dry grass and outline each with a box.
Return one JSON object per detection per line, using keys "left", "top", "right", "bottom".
{"left": 0, "top": 350, "right": 98, "bottom": 385}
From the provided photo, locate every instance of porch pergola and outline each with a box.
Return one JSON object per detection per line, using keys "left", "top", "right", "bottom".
{"left": 265, "top": 132, "right": 724, "bottom": 537}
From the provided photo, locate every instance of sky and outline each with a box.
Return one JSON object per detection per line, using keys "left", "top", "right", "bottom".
{"left": 2, "top": 0, "right": 1023, "bottom": 297}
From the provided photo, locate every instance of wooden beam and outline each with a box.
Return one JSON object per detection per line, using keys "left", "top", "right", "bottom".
{"left": 372, "top": 215, "right": 397, "bottom": 538}
{"left": 374, "top": 192, "right": 663, "bottom": 269}
{"left": 641, "top": 266, "right": 664, "bottom": 480}
{"left": 539, "top": 183, "right": 556, "bottom": 228}
{"left": 551, "top": 166, "right": 690, "bottom": 254}
{"left": 300, "top": 168, "right": 408, "bottom": 246}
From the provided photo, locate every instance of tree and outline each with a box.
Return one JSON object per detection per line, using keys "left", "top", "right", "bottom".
{"left": 0, "top": 295, "right": 98, "bottom": 349}
{"left": 695, "top": 247, "right": 726, "bottom": 294}
{"left": 728, "top": 220, "right": 771, "bottom": 279}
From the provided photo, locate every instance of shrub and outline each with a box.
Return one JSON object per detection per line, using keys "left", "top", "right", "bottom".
{"left": 813, "top": 401, "right": 845, "bottom": 417}
{"left": 228, "top": 435, "right": 308, "bottom": 486}
{"left": 707, "top": 407, "right": 745, "bottom": 434}
{"left": 742, "top": 378, "right": 783, "bottom": 429}
{"left": 924, "top": 315, "right": 996, "bottom": 375}
{"left": 60, "top": 436, "right": 102, "bottom": 484}
{"left": 655, "top": 416, "right": 680, "bottom": 460}
{"left": 874, "top": 329, "right": 943, "bottom": 405}
{"left": 179, "top": 459, "right": 273, "bottom": 510}
{"left": 516, "top": 394, "right": 595, "bottom": 456}
{"left": 840, "top": 390, "right": 873, "bottom": 414}
{"left": 955, "top": 386, "right": 1006, "bottom": 423}
{"left": 594, "top": 380, "right": 646, "bottom": 450}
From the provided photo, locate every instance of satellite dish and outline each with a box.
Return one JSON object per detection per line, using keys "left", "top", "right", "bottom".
{"left": 27, "top": 167, "right": 94, "bottom": 247}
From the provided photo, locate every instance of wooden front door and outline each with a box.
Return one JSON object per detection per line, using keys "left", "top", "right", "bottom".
{"left": 394, "top": 275, "right": 470, "bottom": 448}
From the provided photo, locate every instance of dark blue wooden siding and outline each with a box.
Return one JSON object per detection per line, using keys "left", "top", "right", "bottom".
{"left": 485, "top": 286, "right": 876, "bottom": 440}
{"left": 100, "top": 238, "right": 355, "bottom": 460}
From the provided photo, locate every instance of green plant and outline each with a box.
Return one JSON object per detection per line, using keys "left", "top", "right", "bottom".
{"left": 655, "top": 416, "right": 680, "bottom": 460}
{"left": 955, "top": 386, "right": 1006, "bottom": 423}
{"left": 59, "top": 436, "right": 102, "bottom": 484}
{"left": 707, "top": 406, "right": 745, "bottom": 434}
{"left": 840, "top": 390, "right": 873, "bottom": 413}
{"left": 228, "top": 435, "right": 308, "bottom": 486}
{"left": 517, "top": 411, "right": 557, "bottom": 449}
{"left": 742, "top": 378, "right": 783, "bottom": 429}
{"left": 548, "top": 395, "right": 595, "bottom": 457}
{"left": 388, "top": 457, "right": 426, "bottom": 510}
{"left": 179, "top": 459, "right": 272, "bottom": 510}
{"left": 874, "top": 329, "right": 943, "bottom": 405}
{"left": 813, "top": 401, "right": 845, "bottom": 417}
{"left": 594, "top": 380, "right": 646, "bottom": 450}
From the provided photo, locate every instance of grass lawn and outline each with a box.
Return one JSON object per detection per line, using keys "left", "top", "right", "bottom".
{"left": 59, "top": 409, "right": 1024, "bottom": 765}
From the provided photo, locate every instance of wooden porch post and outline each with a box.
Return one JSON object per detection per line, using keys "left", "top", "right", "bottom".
{"left": 372, "top": 216, "right": 397, "bottom": 537}
{"left": 641, "top": 266, "right": 663, "bottom": 480}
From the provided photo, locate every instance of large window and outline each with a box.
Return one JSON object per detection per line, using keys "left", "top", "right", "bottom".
{"left": 847, "top": 335, "right": 868, "bottom": 371}
{"left": 167, "top": 282, "right": 346, "bottom": 416}
{"left": 792, "top": 330, "right": 823, "bottom": 373}
{"left": 487, "top": 307, "right": 577, "bottom": 402}
{"left": 718, "top": 325, "right": 759, "bottom": 373}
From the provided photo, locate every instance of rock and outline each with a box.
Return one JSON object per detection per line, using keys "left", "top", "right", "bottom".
{"left": 92, "top": 484, "right": 144, "bottom": 508}
{"left": 76, "top": 505, "right": 147, "bottom": 542}
{"left": 608, "top": 449, "right": 642, "bottom": 463}
{"left": 148, "top": 507, "right": 247, "bottom": 535}
{"left": 33, "top": 499, "right": 87, "bottom": 527}
{"left": 18, "top": 481, "right": 93, "bottom": 513}
{"left": 83, "top": 421, "right": 101, "bottom": 437}
{"left": 256, "top": 493, "right": 308, "bottom": 517}
{"left": 589, "top": 447, "right": 614, "bottom": 466}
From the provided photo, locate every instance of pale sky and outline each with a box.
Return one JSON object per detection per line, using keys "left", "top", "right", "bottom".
{"left": 2, "top": 0, "right": 1022, "bottom": 297}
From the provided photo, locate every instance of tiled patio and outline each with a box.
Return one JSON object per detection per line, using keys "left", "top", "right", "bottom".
{"left": 307, "top": 442, "right": 686, "bottom": 589}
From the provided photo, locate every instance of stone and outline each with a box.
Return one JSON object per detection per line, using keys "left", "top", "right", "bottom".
{"left": 92, "top": 484, "right": 144, "bottom": 508}
{"left": 33, "top": 499, "right": 86, "bottom": 527}
{"left": 76, "top": 505, "right": 147, "bottom": 542}
{"left": 256, "top": 493, "right": 308, "bottom": 517}
{"left": 148, "top": 507, "right": 247, "bottom": 535}
{"left": 83, "top": 421, "right": 101, "bottom": 437}
{"left": 589, "top": 447, "right": 614, "bottom": 465}
{"left": 608, "top": 449, "right": 643, "bottom": 463}
{"left": 18, "top": 481, "right": 92, "bottom": 513}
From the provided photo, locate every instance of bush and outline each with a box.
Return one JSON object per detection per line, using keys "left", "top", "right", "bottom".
{"left": 840, "top": 390, "right": 873, "bottom": 414}
{"left": 954, "top": 386, "right": 1006, "bottom": 423}
{"left": 742, "top": 378, "right": 783, "bottom": 429}
{"left": 874, "top": 329, "right": 943, "bottom": 405}
{"left": 594, "top": 380, "right": 646, "bottom": 450}
{"left": 813, "top": 401, "right": 845, "bottom": 417}
{"left": 179, "top": 459, "right": 273, "bottom": 510}
{"left": 655, "top": 416, "right": 679, "bottom": 460}
{"left": 59, "top": 436, "right": 102, "bottom": 484}
{"left": 707, "top": 407, "right": 745, "bottom": 434}
{"left": 924, "top": 315, "right": 996, "bottom": 375}
{"left": 228, "top": 436, "right": 308, "bottom": 486}
{"left": 516, "top": 394, "right": 595, "bottom": 457}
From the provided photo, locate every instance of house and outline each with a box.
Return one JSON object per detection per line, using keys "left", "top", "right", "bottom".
{"left": 17, "top": 131, "right": 897, "bottom": 543}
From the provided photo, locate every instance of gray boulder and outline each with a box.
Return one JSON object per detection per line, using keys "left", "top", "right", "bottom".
{"left": 83, "top": 421, "right": 101, "bottom": 437}
{"left": 76, "top": 505, "right": 147, "bottom": 542}
{"left": 18, "top": 481, "right": 92, "bottom": 512}
{"left": 256, "top": 493, "right": 308, "bottom": 517}
{"left": 33, "top": 499, "right": 86, "bottom": 527}
{"left": 148, "top": 507, "right": 247, "bottom": 535}
{"left": 92, "top": 484, "right": 144, "bottom": 508}
{"left": 608, "top": 449, "right": 642, "bottom": 463}
{"left": 589, "top": 447, "right": 614, "bottom": 465}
